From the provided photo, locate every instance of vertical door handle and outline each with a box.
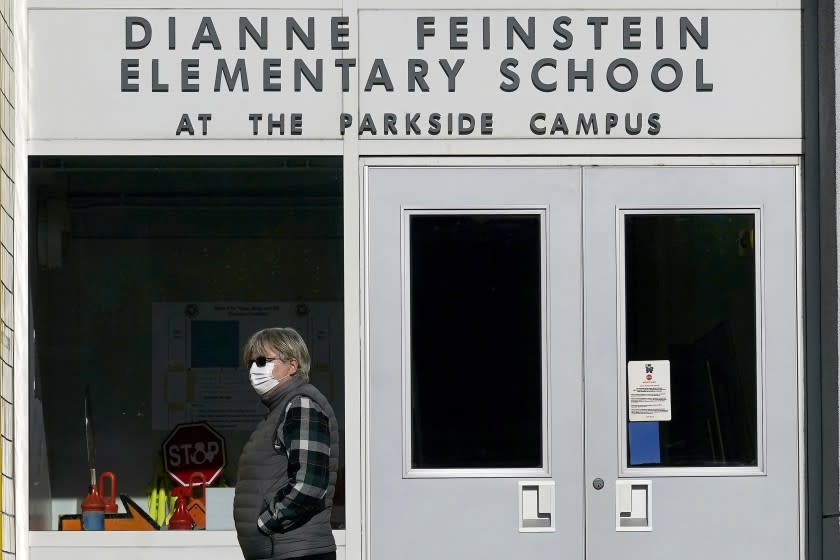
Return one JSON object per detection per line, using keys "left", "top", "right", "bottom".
{"left": 615, "top": 480, "right": 652, "bottom": 531}
{"left": 518, "top": 481, "right": 555, "bottom": 532}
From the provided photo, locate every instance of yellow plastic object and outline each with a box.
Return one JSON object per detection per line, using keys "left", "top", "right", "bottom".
{"left": 156, "top": 486, "right": 167, "bottom": 526}
{"left": 147, "top": 486, "right": 158, "bottom": 523}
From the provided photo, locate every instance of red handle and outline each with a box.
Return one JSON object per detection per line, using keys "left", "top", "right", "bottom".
{"left": 189, "top": 472, "right": 206, "bottom": 501}
{"left": 98, "top": 471, "right": 118, "bottom": 513}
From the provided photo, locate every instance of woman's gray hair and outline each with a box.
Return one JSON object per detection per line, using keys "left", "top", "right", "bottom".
{"left": 243, "top": 327, "right": 312, "bottom": 381}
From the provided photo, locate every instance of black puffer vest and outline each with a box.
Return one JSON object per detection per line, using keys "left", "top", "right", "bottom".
{"left": 234, "top": 376, "right": 339, "bottom": 560}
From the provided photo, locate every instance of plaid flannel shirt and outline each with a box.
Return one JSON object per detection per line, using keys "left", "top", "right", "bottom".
{"left": 257, "top": 395, "right": 332, "bottom": 534}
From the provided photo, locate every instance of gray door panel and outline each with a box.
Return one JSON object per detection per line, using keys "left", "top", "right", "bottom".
{"left": 366, "top": 165, "right": 800, "bottom": 560}
{"left": 584, "top": 166, "right": 799, "bottom": 560}
{"left": 367, "top": 167, "right": 583, "bottom": 560}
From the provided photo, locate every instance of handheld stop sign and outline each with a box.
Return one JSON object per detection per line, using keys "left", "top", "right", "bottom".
{"left": 162, "top": 422, "right": 227, "bottom": 487}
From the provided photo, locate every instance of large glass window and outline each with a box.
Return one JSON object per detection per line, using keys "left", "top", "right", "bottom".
{"left": 28, "top": 156, "right": 345, "bottom": 529}
{"left": 409, "top": 213, "right": 543, "bottom": 470}
{"left": 624, "top": 213, "right": 758, "bottom": 468}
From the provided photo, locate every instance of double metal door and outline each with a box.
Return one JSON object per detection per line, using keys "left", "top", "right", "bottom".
{"left": 365, "top": 166, "right": 799, "bottom": 560}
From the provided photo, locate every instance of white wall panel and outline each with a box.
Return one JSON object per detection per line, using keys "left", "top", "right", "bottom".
{"left": 357, "top": 10, "right": 800, "bottom": 140}
{"left": 27, "top": 8, "right": 801, "bottom": 147}
{"left": 29, "top": 10, "right": 345, "bottom": 140}
{"left": 29, "top": 531, "right": 345, "bottom": 560}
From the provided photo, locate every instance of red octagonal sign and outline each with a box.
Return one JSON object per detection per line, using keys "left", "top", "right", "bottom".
{"left": 163, "top": 422, "right": 227, "bottom": 487}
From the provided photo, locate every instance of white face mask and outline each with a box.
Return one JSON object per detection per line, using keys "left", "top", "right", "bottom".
{"left": 249, "top": 361, "right": 280, "bottom": 396}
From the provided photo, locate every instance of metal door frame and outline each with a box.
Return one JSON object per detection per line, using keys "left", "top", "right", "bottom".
{"left": 359, "top": 157, "right": 803, "bottom": 560}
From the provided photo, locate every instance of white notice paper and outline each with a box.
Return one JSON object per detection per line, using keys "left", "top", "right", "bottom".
{"left": 627, "top": 361, "right": 672, "bottom": 422}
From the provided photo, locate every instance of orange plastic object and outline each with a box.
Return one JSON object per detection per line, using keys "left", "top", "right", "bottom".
{"left": 80, "top": 484, "right": 105, "bottom": 513}
{"left": 80, "top": 483, "right": 106, "bottom": 530}
{"left": 59, "top": 495, "right": 160, "bottom": 531}
{"left": 186, "top": 472, "right": 207, "bottom": 529}
{"left": 98, "top": 472, "right": 118, "bottom": 514}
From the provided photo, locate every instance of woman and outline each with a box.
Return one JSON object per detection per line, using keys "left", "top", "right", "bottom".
{"left": 234, "top": 327, "right": 339, "bottom": 560}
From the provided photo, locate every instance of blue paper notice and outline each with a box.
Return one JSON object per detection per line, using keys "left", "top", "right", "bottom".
{"left": 190, "top": 320, "right": 240, "bottom": 368}
{"left": 629, "top": 422, "right": 662, "bottom": 466}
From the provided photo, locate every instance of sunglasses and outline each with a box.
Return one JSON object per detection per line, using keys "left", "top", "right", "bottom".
{"left": 252, "top": 356, "right": 285, "bottom": 368}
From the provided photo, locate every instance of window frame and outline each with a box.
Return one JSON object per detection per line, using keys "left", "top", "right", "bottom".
{"left": 400, "top": 208, "right": 551, "bottom": 479}
{"left": 617, "top": 207, "right": 767, "bottom": 477}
